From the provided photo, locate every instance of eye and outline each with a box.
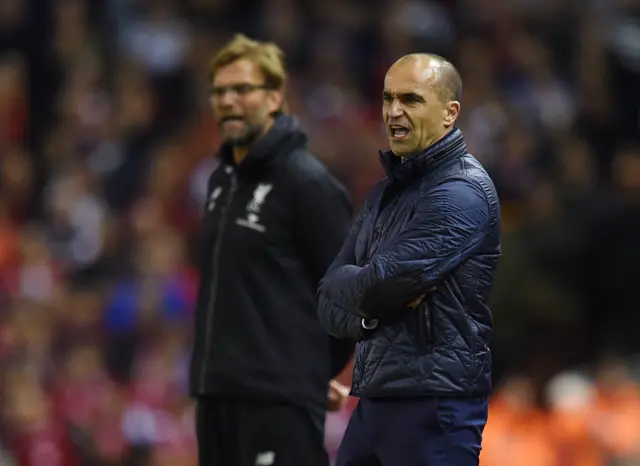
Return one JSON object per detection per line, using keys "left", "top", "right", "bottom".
{"left": 233, "top": 84, "right": 254, "bottom": 95}
{"left": 210, "top": 87, "right": 224, "bottom": 97}
{"left": 400, "top": 94, "right": 423, "bottom": 105}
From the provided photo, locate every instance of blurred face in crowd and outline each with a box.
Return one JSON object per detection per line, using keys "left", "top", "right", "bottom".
{"left": 209, "top": 58, "right": 283, "bottom": 148}
{"left": 3, "top": 373, "right": 48, "bottom": 431}
{"left": 64, "top": 345, "right": 100, "bottom": 382}
{"left": 612, "top": 146, "right": 640, "bottom": 194}
{"left": 383, "top": 55, "right": 460, "bottom": 157}
{"left": 502, "top": 375, "right": 535, "bottom": 410}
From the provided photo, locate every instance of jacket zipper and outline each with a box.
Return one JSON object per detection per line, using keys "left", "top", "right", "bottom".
{"left": 198, "top": 170, "right": 238, "bottom": 392}
{"left": 422, "top": 303, "right": 432, "bottom": 343}
{"left": 417, "top": 300, "right": 432, "bottom": 345}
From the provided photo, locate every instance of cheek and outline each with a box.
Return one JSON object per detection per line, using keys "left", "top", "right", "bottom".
{"left": 267, "top": 93, "right": 282, "bottom": 114}
{"left": 417, "top": 113, "right": 439, "bottom": 133}
{"left": 248, "top": 106, "right": 269, "bottom": 124}
{"left": 209, "top": 99, "right": 221, "bottom": 117}
{"left": 246, "top": 98, "right": 270, "bottom": 120}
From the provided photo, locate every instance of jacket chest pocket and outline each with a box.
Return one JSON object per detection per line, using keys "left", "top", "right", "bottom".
{"left": 362, "top": 206, "right": 400, "bottom": 263}
{"left": 364, "top": 194, "right": 417, "bottom": 264}
{"left": 354, "top": 216, "right": 380, "bottom": 266}
{"left": 366, "top": 226, "right": 386, "bottom": 263}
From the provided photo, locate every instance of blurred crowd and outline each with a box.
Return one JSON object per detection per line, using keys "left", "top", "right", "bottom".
{"left": 0, "top": 0, "right": 639, "bottom": 464}
{"left": 481, "top": 358, "right": 640, "bottom": 466}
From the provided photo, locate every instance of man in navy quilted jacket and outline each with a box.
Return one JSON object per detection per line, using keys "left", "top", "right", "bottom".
{"left": 317, "top": 53, "right": 501, "bottom": 466}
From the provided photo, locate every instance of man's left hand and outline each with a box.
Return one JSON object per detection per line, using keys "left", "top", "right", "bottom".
{"left": 327, "top": 379, "right": 350, "bottom": 411}
{"left": 408, "top": 287, "right": 437, "bottom": 309}
{"left": 408, "top": 294, "right": 426, "bottom": 309}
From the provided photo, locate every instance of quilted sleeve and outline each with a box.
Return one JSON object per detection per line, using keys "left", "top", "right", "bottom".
{"left": 326, "top": 178, "right": 490, "bottom": 319}
{"left": 317, "top": 207, "right": 368, "bottom": 340}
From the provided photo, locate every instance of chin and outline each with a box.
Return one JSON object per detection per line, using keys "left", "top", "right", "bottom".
{"left": 223, "top": 137, "right": 244, "bottom": 147}
{"left": 226, "top": 127, "right": 263, "bottom": 147}
{"left": 223, "top": 134, "right": 250, "bottom": 147}
{"left": 389, "top": 144, "right": 412, "bottom": 158}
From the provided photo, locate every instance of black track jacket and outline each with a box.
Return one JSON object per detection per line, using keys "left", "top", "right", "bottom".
{"left": 189, "top": 114, "right": 354, "bottom": 422}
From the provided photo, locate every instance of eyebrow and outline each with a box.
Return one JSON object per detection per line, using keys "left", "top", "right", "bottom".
{"left": 382, "top": 90, "right": 426, "bottom": 103}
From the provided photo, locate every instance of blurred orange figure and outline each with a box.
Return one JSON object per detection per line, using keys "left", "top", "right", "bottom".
{"left": 591, "top": 359, "right": 640, "bottom": 461}
{"left": 481, "top": 376, "right": 558, "bottom": 466}
{"left": 546, "top": 372, "right": 604, "bottom": 466}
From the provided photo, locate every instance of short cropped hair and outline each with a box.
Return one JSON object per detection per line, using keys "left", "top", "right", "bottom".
{"left": 393, "top": 53, "right": 463, "bottom": 103}
{"left": 208, "top": 33, "right": 287, "bottom": 91}
{"left": 423, "top": 54, "right": 462, "bottom": 103}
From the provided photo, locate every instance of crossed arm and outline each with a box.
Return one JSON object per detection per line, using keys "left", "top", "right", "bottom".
{"left": 318, "top": 178, "right": 490, "bottom": 334}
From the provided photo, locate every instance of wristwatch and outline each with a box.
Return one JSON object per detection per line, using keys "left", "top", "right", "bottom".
{"left": 361, "top": 318, "right": 379, "bottom": 330}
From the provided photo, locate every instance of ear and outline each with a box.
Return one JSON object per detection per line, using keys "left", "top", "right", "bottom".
{"left": 443, "top": 101, "right": 460, "bottom": 128}
{"left": 266, "top": 89, "right": 285, "bottom": 114}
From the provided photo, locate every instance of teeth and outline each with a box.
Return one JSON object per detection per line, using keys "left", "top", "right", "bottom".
{"left": 392, "top": 127, "right": 409, "bottom": 137}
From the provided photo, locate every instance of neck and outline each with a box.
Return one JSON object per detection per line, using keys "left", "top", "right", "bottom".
{"left": 396, "top": 127, "right": 455, "bottom": 159}
{"left": 426, "top": 127, "right": 454, "bottom": 150}
{"left": 233, "top": 147, "right": 249, "bottom": 165}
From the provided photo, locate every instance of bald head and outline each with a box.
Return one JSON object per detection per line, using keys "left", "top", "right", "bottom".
{"left": 390, "top": 53, "right": 462, "bottom": 104}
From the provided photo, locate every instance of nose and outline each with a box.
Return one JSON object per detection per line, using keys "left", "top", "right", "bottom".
{"left": 387, "top": 100, "right": 403, "bottom": 119}
{"left": 218, "top": 89, "right": 238, "bottom": 107}
{"left": 210, "top": 91, "right": 236, "bottom": 115}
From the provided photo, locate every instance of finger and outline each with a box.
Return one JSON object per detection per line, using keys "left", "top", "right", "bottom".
{"left": 330, "top": 384, "right": 350, "bottom": 398}
{"left": 329, "top": 380, "right": 350, "bottom": 393}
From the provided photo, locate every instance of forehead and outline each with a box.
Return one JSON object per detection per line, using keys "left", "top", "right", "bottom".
{"left": 384, "top": 61, "right": 438, "bottom": 95}
{"left": 212, "top": 58, "right": 263, "bottom": 86}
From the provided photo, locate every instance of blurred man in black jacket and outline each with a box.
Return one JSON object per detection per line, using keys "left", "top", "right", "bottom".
{"left": 189, "top": 34, "right": 354, "bottom": 466}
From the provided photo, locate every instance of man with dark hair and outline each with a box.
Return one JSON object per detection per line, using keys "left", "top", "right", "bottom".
{"left": 318, "top": 54, "right": 501, "bottom": 465}
{"left": 190, "top": 34, "right": 354, "bottom": 466}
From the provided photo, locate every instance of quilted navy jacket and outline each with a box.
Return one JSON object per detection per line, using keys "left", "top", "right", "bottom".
{"left": 317, "top": 128, "right": 501, "bottom": 397}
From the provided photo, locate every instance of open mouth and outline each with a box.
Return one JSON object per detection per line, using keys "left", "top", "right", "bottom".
{"left": 221, "top": 116, "right": 244, "bottom": 124}
{"left": 220, "top": 116, "right": 245, "bottom": 131}
{"left": 389, "top": 124, "right": 410, "bottom": 140}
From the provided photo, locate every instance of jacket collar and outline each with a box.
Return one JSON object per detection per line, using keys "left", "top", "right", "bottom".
{"left": 218, "top": 113, "right": 308, "bottom": 172}
{"left": 379, "top": 128, "right": 467, "bottom": 183}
